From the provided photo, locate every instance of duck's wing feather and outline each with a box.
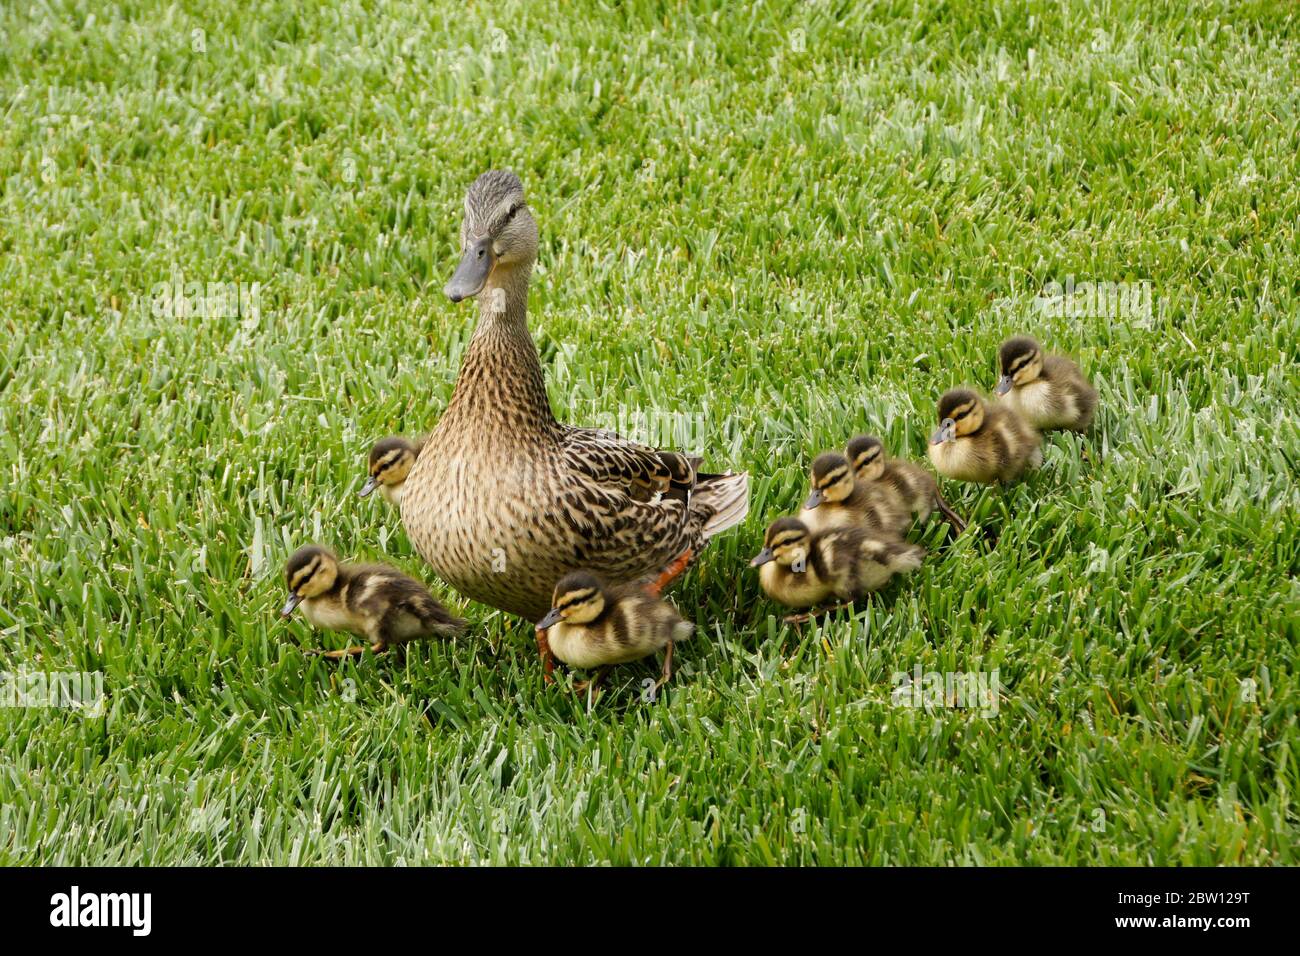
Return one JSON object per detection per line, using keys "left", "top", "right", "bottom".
{"left": 561, "top": 425, "right": 700, "bottom": 501}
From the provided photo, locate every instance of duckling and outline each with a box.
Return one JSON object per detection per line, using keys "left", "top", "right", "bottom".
{"left": 801, "top": 451, "right": 907, "bottom": 535}
{"left": 535, "top": 571, "right": 694, "bottom": 693}
{"left": 994, "top": 335, "right": 1097, "bottom": 432}
{"left": 281, "top": 545, "right": 466, "bottom": 657}
{"left": 845, "top": 434, "right": 967, "bottom": 533}
{"left": 358, "top": 436, "right": 422, "bottom": 506}
{"left": 750, "top": 517, "right": 924, "bottom": 619}
{"left": 928, "top": 388, "right": 1043, "bottom": 484}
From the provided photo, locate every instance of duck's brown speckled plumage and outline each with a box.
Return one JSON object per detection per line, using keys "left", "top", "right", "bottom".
{"left": 401, "top": 171, "right": 748, "bottom": 620}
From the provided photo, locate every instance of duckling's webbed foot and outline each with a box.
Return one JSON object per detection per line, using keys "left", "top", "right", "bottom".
{"left": 782, "top": 601, "right": 858, "bottom": 626}
{"left": 307, "top": 642, "right": 386, "bottom": 659}
{"left": 572, "top": 666, "right": 612, "bottom": 695}
{"left": 647, "top": 548, "right": 695, "bottom": 596}
{"left": 536, "top": 626, "right": 555, "bottom": 685}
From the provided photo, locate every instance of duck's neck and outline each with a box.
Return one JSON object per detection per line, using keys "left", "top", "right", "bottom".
{"left": 444, "top": 263, "right": 557, "bottom": 438}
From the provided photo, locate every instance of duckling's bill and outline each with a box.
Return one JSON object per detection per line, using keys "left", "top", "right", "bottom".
{"left": 281, "top": 594, "right": 302, "bottom": 617}
{"left": 536, "top": 607, "right": 563, "bottom": 630}
{"left": 749, "top": 547, "right": 804, "bottom": 572}
{"left": 931, "top": 419, "right": 956, "bottom": 444}
{"left": 357, "top": 476, "right": 379, "bottom": 498}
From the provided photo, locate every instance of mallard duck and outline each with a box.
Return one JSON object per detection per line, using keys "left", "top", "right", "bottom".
{"left": 281, "top": 545, "right": 466, "bottom": 657}
{"left": 928, "top": 388, "right": 1043, "bottom": 484}
{"left": 801, "top": 451, "right": 905, "bottom": 535}
{"left": 535, "top": 571, "right": 694, "bottom": 692}
{"left": 750, "top": 517, "right": 924, "bottom": 616}
{"left": 400, "top": 170, "right": 748, "bottom": 622}
{"left": 994, "top": 335, "right": 1097, "bottom": 431}
{"left": 845, "top": 434, "right": 967, "bottom": 533}
{"left": 358, "top": 436, "right": 422, "bottom": 506}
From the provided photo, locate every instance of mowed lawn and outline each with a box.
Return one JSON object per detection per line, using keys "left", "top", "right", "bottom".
{"left": 1, "top": 0, "right": 1296, "bottom": 865}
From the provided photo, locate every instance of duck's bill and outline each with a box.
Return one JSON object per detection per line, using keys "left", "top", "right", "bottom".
{"left": 802, "top": 489, "right": 825, "bottom": 510}
{"left": 444, "top": 239, "right": 493, "bottom": 302}
{"left": 536, "top": 608, "right": 562, "bottom": 630}
{"left": 357, "top": 476, "right": 378, "bottom": 498}
{"left": 930, "top": 420, "right": 956, "bottom": 445}
{"left": 280, "top": 594, "right": 303, "bottom": 618}
{"left": 749, "top": 548, "right": 775, "bottom": 567}
{"left": 994, "top": 376, "right": 1013, "bottom": 396}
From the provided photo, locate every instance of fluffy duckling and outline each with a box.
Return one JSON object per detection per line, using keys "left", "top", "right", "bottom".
{"left": 536, "top": 571, "right": 694, "bottom": 693}
{"left": 801, "top": 451, "right": 906, "bottom": 535}
{"left": 281, "top": 545, "right": 466, "bottom": 657}
{"left": 358, "top": 436, "right": 422, "bottom": 505}
{"left": 750, "top": 517, "right": 924, "bottom": 617}
{"left": 994, "top": 336, "right": 1097, "bottom": 432}
{"left": 928, "top": 388, "right": 1043, "bottom": 484}
{"left": 846, "top": 434, "right": 967, "bottom": 533}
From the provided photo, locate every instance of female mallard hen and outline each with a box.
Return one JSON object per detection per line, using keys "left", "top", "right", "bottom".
{"left": 400, "top": 170, "right": 748, "bottom": 621}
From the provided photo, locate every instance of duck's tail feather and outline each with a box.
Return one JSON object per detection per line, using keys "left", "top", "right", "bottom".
{"left": 693, "top": 471, "right": 750, "bottom": 541}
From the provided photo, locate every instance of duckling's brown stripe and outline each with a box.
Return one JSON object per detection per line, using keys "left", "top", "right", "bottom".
{"left": 556, "top": 588, "right": 598, "bottom": 610}
{"left": 290, "top": 559, "right": 320, "bottom": 592}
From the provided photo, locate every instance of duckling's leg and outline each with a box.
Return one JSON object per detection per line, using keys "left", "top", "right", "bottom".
{"left": 647, "top": 548, "right": 694, "bottom": 596}
{"left": 934, "top": 494, "right": 967, "bottom": 534}
{"left": 572, "top": 666, "right": 612, "bottom": 695}
{"left": 654, "top": 640, "right": 675, "bottom": 689}
{"left": 307, "top": 642, "right": 385, "bottom": 659}
{"left": 783, "top": 601, "right": 857, "bottom": 625}
{"left": 536, "top": 626, "right": 556, "bottom": 684}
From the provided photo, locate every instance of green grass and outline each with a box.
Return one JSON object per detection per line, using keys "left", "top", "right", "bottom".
{"left": 1, "top": 0, "right": 1297, "bottom": 864}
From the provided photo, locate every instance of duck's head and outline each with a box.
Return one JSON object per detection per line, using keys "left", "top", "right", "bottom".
{"left": 931, "top": 388, "right": 986, "bottom": 445}
{"left": 995, "top": 336, "right": 1043, "bottom": 395}
{"left": 537, "top": 571, "right": 607, "bottom": 629}
{"left": 803, "top": 452, "right": 855, "bottom": 510}
{"left": 359, "top": 436, "right": 420, "bottom": 503}
{"left": 445, "top": 169, "right": 538, "bottom": 304}
{"left": 845, "top": 434, "right": 885, "bottom": 482}
{"left": 750, "top": 517, "right": 812, "bottom": 574}
{"left": 281, "top": 545, "right": 339, "bottom": 617}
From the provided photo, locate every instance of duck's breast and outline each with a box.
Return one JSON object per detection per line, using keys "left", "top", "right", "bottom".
{"left": 401, "top": 441, "right": 570, "bottom": 618}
